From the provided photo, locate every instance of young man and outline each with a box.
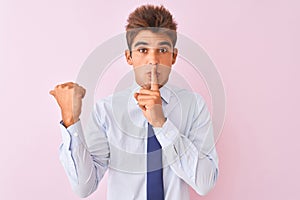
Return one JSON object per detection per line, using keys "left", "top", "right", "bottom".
{"left": 50, "top": 5, "right": 218, "bottom": 200}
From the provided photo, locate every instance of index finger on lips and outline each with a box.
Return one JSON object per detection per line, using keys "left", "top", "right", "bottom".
{"left": 150, "top": 65, "right": 159, "bottom": 91}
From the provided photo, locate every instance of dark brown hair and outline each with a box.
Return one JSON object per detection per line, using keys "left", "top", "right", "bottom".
{"left": 125, "top": 5, "right": 177, "bottom": 51}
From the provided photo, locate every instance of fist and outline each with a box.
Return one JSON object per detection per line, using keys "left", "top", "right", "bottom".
{"left": 49, "top": 82, "right": 86, "bottom": 127}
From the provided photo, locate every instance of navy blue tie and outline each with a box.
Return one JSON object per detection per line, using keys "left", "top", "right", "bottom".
{"left": 147, "top": 123, "right": 164, "bottom": 200}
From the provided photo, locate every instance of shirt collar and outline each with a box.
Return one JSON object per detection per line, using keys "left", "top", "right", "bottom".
{"left": 129, "top": 81, "right": 172, "bottom": 104}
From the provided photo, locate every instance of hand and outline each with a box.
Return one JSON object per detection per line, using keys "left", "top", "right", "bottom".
{"left": 49, "top": 82, "right": 86, "bottom": 127}
{"left": 134, "top": 65, "right": 166, "bottom": 127}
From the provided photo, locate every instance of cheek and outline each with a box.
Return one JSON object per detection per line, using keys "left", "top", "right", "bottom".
{"left": 131, "top": 56, "right": 144, "bottom": 67}
{"left": 131, "top": 55, "right": 174, "bottom": 67}
{"left": 161, "top": 55, "right": 174, "bottom": 65}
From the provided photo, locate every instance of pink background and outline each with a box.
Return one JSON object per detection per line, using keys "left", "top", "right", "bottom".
{"left": 1, "top": 0, "right": 299, "bottom": 199}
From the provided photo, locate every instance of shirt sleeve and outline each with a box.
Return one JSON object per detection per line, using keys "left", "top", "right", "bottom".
{"left": 153, "top": 94, "right": 219, "bottom": 196}
{"left": 58, "top": 103, "right": 110, "bottom": 198}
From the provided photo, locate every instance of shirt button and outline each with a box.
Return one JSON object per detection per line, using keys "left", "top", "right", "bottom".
{"left": 166, "top": 132, "right": 170, "bottom": 137}
{"left": 73, "top": 132, "right": 78, "bottom": 137}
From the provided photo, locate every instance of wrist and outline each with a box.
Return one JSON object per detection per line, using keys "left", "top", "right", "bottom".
{"left": 61, "top": 112, "right": 79, "bottom": 128}
{"left": 152, "top": 117, "right": 166, "bottom": 128}
{"left": 62, "top": 118, "right": 74, "bottom": 128}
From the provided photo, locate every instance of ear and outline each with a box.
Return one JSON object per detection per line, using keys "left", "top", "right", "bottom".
{"left": 125, "top": 50, "right": 133, "bottom": 65}
{"left": 172, "top": 48, "right": 178, "bottom": 65}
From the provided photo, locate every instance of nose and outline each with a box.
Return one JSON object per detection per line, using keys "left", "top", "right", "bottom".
{"left": 147, "top": 49, "right": 159, "bottom": 65}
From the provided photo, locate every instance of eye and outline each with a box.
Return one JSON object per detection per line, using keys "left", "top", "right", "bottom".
{"left": 138, "top": 48, "right": 148, "bottom": 53}
{"left": 159, "top": 47, "right": 168, "bottom": 53}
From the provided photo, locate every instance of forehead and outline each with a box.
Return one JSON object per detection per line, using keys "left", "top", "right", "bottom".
{"left": 132, "top": 30, "right": 173, "bottom": 47}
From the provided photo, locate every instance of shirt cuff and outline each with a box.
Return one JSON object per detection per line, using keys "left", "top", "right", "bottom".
{"left": 59, "top": 120, "right": 85, "bottom": 150}
{"left": 152, "top": 118, "right": 180, "bottom": 149}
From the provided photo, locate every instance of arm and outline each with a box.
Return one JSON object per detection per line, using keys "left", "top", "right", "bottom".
{"left": 50, "top": 82, "right": 109, "bottom": 197}
{"left": 153, "top": 95, "right": 219, "bottom": 196}
{"left": 59, "top": 108, "right": 110, "bottom": 198}
{"left": 133, "top": 68, "right": 218, "bottom": 195}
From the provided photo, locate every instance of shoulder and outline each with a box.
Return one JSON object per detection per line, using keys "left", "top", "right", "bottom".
{"left": 94, "top": 88, "right": 132, "bottom": 110}
{"left": 165, "top": 84, "right": 206, "bottom": 106}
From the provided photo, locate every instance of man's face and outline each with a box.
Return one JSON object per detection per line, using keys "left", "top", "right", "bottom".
{"left": 125, "top": 30, "right": 178, "bottom": 89}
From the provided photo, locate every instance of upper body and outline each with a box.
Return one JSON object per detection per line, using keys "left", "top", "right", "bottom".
{"left": 59, "top": 82, "right": 218, "bottom": 200}
{"left": 50, "top": 4, "right": 219, "bottom": 200}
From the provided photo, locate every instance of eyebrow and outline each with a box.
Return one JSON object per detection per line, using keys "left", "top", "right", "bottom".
{"left": 133, "top": 41, "right": 149, "bottom": 48}
{"left": 158, "top": 41, "right": 172, "bottom": 48}
{"left": 133, "top": 41, "right": 172, "bottom": 48}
